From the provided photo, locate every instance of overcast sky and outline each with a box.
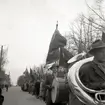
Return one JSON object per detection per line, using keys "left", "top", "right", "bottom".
{"left": 0, "top": 0, "right": 93, "bottom": 85}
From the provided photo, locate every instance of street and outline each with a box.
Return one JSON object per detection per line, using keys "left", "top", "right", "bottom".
{"left": 2, "top": 86, "right": 45, "bottom": 105}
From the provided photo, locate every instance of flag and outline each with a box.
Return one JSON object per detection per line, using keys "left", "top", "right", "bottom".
{"left": 59, "top": 47, "right": 73, "bottom": 68}
{"left": 46, "top": 27, "right": 67, "bottom": 64}
{"left": 23, "top": 68, "right": 29, "bottom": 76}
{"left": 23, "top": 68, "right": 30, "bottom": 82}
{"left": 30, "top": 68, "right": 33, "bottom": 76}
{"left": 102, "top": 32, "right": 105, "bottom": 43}
{"left": 30, "top": 68, "right": 34, "bottom": 81}
{"left": 46, "top": 48, "right": 60, "bottom": 64}
{"left": 48, "top": 30, "right": 67, "bottom": 52}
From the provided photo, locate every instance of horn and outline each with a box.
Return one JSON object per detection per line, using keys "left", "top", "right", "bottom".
{"left": 67, "top": 56, "right": 105, "bottom": 105}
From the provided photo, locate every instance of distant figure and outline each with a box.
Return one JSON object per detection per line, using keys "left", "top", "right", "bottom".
{"left": 26, "top": 83, "right": 29, "bottom": 91}
{"left": 39, "top": 79, "right": 44, "bottom": 98}
{"left": 33, "top": 81, "right": 36, "bottom": 95}
{"left": 0, "top": 88, "right": 4, "bottom": 105}
{"left": 35, "top": 80, "right": 40, "bottom": 98}
{"left": 5, "top": 84, "right": 8, "bottom": 92}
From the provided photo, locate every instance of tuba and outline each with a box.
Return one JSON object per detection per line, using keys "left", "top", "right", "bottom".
{"left": 67, "top": 56, "right": 105, "bottom": 105}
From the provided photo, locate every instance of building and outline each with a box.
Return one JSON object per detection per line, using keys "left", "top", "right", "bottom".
{"left": 0, "top": 71, "right": 5, "bottom": 85}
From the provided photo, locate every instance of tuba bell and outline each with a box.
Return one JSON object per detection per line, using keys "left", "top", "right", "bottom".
{"left": 67, "top": 56, "right": 105, "bottom": 105}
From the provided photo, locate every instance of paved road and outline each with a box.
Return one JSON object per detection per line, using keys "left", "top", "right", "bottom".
{"left": 2, "top": 87, "right": 45, "bottom": 105}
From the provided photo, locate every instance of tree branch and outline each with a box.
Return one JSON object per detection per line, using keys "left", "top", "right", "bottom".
{"left": 85, "top": 0, "right": 105, "bottom": 22}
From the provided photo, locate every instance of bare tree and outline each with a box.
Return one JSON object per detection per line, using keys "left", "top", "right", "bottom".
{"left": 0, "top": 46, "right": 8, "bottom": 71}
{"left": 17, "top": 75, "right": 25, "bottom": 86}
{"left": 65, "top": 14, "right": 101, "bottom": 54}
{"left": 85, "top": 0, "right": 105, "bottom": 30}
{"left": 65, "top": 0, "right": 105, "bottom": 54}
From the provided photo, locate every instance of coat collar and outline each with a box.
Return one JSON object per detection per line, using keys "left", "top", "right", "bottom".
{"left": 92, "top": 62, "right": 105, "bottom": 81}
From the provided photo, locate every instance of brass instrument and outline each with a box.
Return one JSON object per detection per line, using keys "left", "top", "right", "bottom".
{"left": 68, "top": 56, "right": 105, "bottom": 105}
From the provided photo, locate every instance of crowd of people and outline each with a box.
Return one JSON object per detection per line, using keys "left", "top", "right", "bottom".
{"left": 21, "top": 63, "right": 69, "bottom": 105}
{"left": 21, "top": 74, "right": 53, "bottom": 102}
{"left": 21, "top": 39, "right": 105, "bottom": 105}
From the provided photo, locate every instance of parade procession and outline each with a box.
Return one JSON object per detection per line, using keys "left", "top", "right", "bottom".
{"left": 16, "top": 20, "right": 105, "bottom": 105}
{"left": 1, "top": 1, "right": 105, "bottom": 105}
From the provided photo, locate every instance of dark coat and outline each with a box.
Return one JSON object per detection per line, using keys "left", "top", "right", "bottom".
{"left": 35, "top": 81, "right": 40, "bottom": 89}
{"left": 35, "top": 81, "right": 40, "bottom": 96}
{"left": 79, "top": 61, "right": 105, "bottom": 90}
{"left": 45, "top": 74, "right": 53, "bottom": 85}
{"left": 69, "top": 61, "right": 105, "bottom": 105}
{"left": 0, "top": 95, "right": 4, "bottom": 105}
{"left": 69, "top": 92, "right": 84, "bottom": 105}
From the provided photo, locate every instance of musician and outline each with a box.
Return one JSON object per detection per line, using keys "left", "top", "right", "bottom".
{"left": 80, "top": 39, "right": 105, "bottom": 90}
{"left": 43, "top": 64, "right": 58, "bottom": 101}
{"left": 35, "top": 79, "right": 40, "bottom": 98}
{"left": 39, "top": 79, "right": 45, "bottom": 99}
{"left": 69, "top": 40, "right": 105, "bottom": 105}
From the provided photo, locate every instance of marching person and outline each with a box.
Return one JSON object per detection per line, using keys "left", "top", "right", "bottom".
{"left": 5, "top": 84, "right": 8, "bottom": 92}
{"left": 28, "top": 82, "right": 31, "bottom": 94}
{"left": 26, "top": 82, "right": 29, "bottom": 91}
{"left": 39, "top": 78, "right": 44, "bottom": 99}
{"left": 35, "top": 79, "right": 40, "bottom": 98}
{"left": 69, "top": 39, "right": 105, "bottom": 105}
{"left": 32, "top": 81, "right": 36, "bottom": 95}
{"left": 80, "top": 39, "right": 105, "bottom": 90}
{"left": 43, "top": 66, "right": 54, "bottom": 102}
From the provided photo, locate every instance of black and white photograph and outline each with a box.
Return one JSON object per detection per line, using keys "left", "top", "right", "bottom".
{"left": 0, "top": 0, "right": 105, "bottom": 105}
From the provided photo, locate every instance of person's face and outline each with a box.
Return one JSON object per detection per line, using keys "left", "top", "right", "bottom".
{"left": 94, "top": 48, "right": 105, "bottom": 62}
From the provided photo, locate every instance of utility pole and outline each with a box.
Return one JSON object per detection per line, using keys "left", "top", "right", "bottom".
{"left": 0, "top": 45, "right": 3, "bottom": 71}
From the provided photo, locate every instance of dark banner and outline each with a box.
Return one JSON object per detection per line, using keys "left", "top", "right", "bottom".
{"left": 46, "top": 29, "right": 67, "bottom": 64}
{"left": 59, "top": 47, "right": 73, "bottom": 68}
{"left": 46, "top": 48, "right": 60, "bottom": 64}
{"left": 48, "top": 30, "right": 67, "bottom": 52}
